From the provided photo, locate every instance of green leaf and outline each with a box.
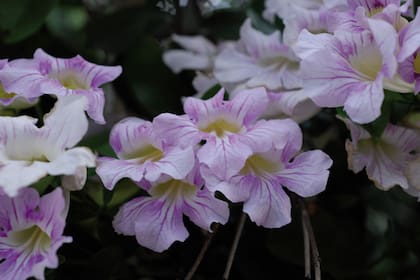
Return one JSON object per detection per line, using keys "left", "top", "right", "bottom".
{"left": 246, "top": 8, "right": 277, "bottom": 35}
{"left": 366, "top": 207, "right": 389, "bottom": 236}
{"left": 201, "top": 83, "right": 222, "bottom": 100}
{"left": 362, "top": 98, "right": 391, "bottom": 139}
{"left": 0, "top": 0, "right": 29, "bottom": 30}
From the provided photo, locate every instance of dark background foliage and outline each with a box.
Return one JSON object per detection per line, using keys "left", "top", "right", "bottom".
{"left": 2, "top": 0, "right": 420, "bottom": 279}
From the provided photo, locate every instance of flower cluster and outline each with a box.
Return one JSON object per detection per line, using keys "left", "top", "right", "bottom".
{"left": 0, "top": 49, "right": 121, "bottom": 279}
{"left": 96, "top": 87, "right": 332, "bottom": 252}
{"left": 163, "top": 1, "right": 420, "bottom": 200}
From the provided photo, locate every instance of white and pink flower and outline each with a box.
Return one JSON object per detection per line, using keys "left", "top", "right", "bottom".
{"left": 0, "top": 188, "right": 71, "bottom": 280}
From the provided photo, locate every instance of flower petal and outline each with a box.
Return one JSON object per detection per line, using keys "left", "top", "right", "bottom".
{"left": 278, "top": 150, "right": 332, "bottom": 197}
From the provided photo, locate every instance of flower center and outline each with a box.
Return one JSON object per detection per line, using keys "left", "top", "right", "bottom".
{"left": 7, "top": 225, "right": 51, "bottom": 253}
{"left": 350, "top": 46, "right": 383, "bottom": 80}
{"left": 414, "top": 52, "right": 420, "bottom": 74}
{"left": 368, "top": 7, "right": 384, "bottom": 17}
{"left": 0, "top": 84, "right": 16, "bottom": 99}
{"left": 200, "top": 119, "right": 241, "bottom": 137}
{"left": 52, "top": 72, "right": 88, "bottom": 90}
{"left": 240, "top": 154, "right": 282, "bottom": 176}
{"left": 127, "top": 145, "right": 163, "bottom": 163}
{"left": 150, "top": 179, "right": 197, "bottom": 200}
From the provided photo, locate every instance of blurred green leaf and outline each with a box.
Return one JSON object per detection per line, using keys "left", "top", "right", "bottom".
{"left": 366, "top": 207, "right": 389, "bottom": 236}
{"left": 46, "top": 4, "right": 88, "bottom": 49}
{"left": 3, "top": 0, "right": 58, "bottom": 43}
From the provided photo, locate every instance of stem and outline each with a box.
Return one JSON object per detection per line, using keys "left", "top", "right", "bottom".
{"left": 301, "top": 204, "right": 311, "bottom": 278}
{"left": 185, "top": 224, "right": 219, "bottom": 280}
{"left": 299, "top": 199, "right": 321, "bottom": 280}
{"left": 223, "top": 212, "right": 247, "bottom": 280}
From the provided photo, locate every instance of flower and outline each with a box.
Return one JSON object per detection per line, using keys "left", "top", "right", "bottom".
{"left": 214, "top": 19, "right": 302, "bottom": 93}
{"left": 96, "top": 117, "right": 195, "bottom": 190}
{"left": 0, "top": 49, "right": 122, "bottom": 124}
{"left": 294, "top": 19, "right": 411, "bottom": 124}
{"left": 341, "top": 117, "right": 419, "bottom": 190}
{"left": 202, "top": 119, "right": 332, "bottom": 228}
{"left": 112, "top": 166, "right": 229, "bottom": 252}
{"left": 0, "top": 188, "right": 72, "bottom": 280}
{"left": 154, "top": 87, "right": 291, "bottom": 180}
{"left": 397, "top": 7, "right": 420, "bottom": 93}
{"left": 0, "top": 96, "right": 96, "bottom": 196}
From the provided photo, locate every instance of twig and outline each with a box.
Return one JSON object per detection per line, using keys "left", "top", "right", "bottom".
{"left": 299, "top": 199, "right": 321, "bottom": 280}
{"left": 223, "top": 212, "right": 247, "bottom": 280}
{"left": 185, "top": 224, "right": 219, "bottom": 280}
{"left": 301, "top": 204, "right": 311, "bottom": 278}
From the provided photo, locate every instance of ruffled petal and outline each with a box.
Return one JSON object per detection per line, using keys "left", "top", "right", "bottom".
{"left": 243, "top": 179, "right": 291, "bottom": 228}
{"left": 277, "top": 150, "right": 332, "bottom": 197}
{"left": 113, "top": 197, "right": 188, "bottom": 252}
{"left": 183, "top": 188, "right": 229, "bottom": 230}
{"left": 96, "top": 157, "right": 145, "bottom": 190}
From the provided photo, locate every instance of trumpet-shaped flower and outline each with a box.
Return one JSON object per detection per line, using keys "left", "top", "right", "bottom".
{"left": 397, "top": 7, "right": 420, "bottom": 93}
{"left": 203, "top": 119, "right": 332, "bottom": 228}
{"left": 112, "top": 167, "right": 229, "bottom": 252}
{"left": 0, "top": 96, "right": 95, "bottom": 196}
{"left": 0, "top": 60, "right": 37, "bottom": 112}
{"left": 0, "top": 188, "right": 72, "bottom": 280}
{"left": 341, "top": 117, "right": 419, "bottom": 190}
{"left": 96, "top": 117, "right": 195, "bottom": 190}
{"left": 214, "top": 19, "right": 302, "bottom": 92}
{"left": 0, "top": 49, "right": 122, "bottom": 124}
{"left": 154, "top": 87, "right": 295, "bottom": 180}
{"left": 294, "top": 19, "right": 412, "bottom": 124}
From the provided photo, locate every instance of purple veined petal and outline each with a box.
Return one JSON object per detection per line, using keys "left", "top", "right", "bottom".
{"left": 293, "top": 30, "right": 335, "bottom": 60}
{"left": 283, "top": 8, "right": 333, "bottom": 46}
{"left": 364, "top": 142, "right": 410, "bottom": 190}
{"left": 213, "top": 174, "right": 259, "bottom": 203}
{"left": 229, "top": 87, "right": 269, "bottom": 126}
{"left": 241, "top": 118, "right": 302, "bottom": 154}
{"left": 109, "top": 117, "right": 156, "bottom": 158}
{"left": 214, "top": 47, "right": 263, "bottom": 83}
{"left": 338, "top": 115, "right": 371, "bottom": 142}
{"left": 183, "top": 88, "right": 226, "bottom": 122}
{"left": 96, "top": 157, "right": 146, "bottom": 190}
{"left": 398, "top": 7, "right": 420, "bottom": 62}
{"left": 143, "top": 146, "right": 195, "bottom": 182}
{"left": 343, "top": 76, "right": 384, "bottom": 124}
{"left": 0, "top": 59, "right": 45, "bottom": 99}
{"left": 277, "top": 150, "right": 332, "bottom": 197}
{"left": 113, "top": 197, "right": 189, "bottom": 253}
{"left": 366, "top": 18, "right": 398, "bottom": 78}
{"left": 239, "top": 19, "right": 288, "bottom": 59}
{"left": 153, "top": 113, "right": 201, "bottom": 148}
{"left": 33, "top": 48, "right": 122, "bottom": 89}
{"left": 197, "top": 136, "right": 253, "bottom": 180}
{"left": 243, "top": 178, "right": 292, "bottom": 228}
{"left": 300, "top": 50, "right": 354, "bottom": 107}
{"left": 343, "top": 119, "right": 419, "bottom": 190}
{"left": 264, "top": 89, "right": 320, "bottom": 122}
{"left": 76, "top": 88, "right": 106, "bottom": 124}
{"left": 183, "top": 187, "right": 229, "bottom": 231}
{"left": 0, "top": 188, "right": 71, "bottom": 280}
